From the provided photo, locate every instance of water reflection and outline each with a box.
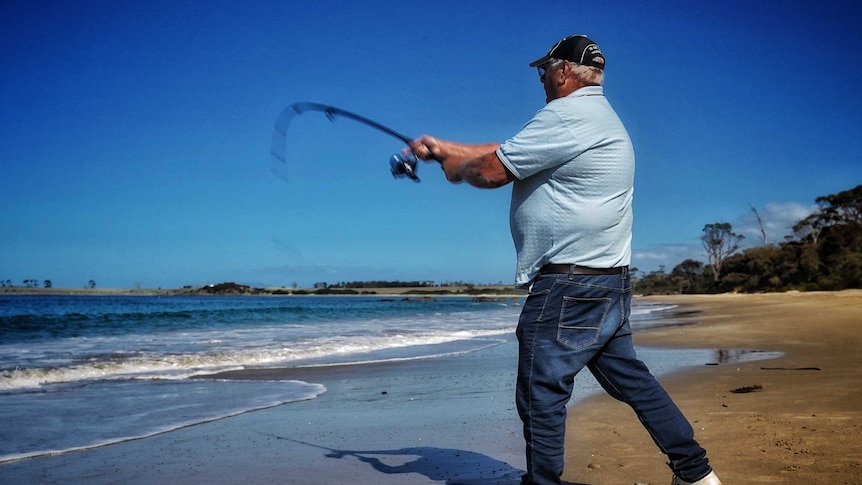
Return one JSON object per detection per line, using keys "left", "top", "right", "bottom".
{"left": 711, "top": 348, "right": 784, "bottom": 364}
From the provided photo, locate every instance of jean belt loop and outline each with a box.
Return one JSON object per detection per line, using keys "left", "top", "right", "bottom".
{"left": 567, "top": 265, "right": 575, "bottom": 281}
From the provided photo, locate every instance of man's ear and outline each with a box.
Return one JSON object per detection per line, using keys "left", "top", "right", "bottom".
{"left": 556, "top": 61, "right": 569, "bottom": 84}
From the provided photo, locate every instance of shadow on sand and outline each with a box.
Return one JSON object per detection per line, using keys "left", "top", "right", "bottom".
{"left": 276, "top": 436, "right": 587, "bottom": 485}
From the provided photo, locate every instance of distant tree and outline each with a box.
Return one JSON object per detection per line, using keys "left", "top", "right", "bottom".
{"left": 705, "top": 186, "right": 862, "bottom": 292}
{"left": 720, "top": 245, "right": 787, "bottom": 292}
{"left": 793, "top": 184, "right": 862, "bottom": 243}
{"left": 702, "top": 222, "right": 745, "bottom": 282}
{"left": 792, "top": 214, "right": 824, "bottom": 244}
{"left": 88, "top": 279, "right": 97, "bottom": 289}
{"left": 748, "top": 203, "right": 768, "bottom": 245}
{"left": 671, "top": 259, "right": 706, "bottom": 293}
{"left": 44, "top": 279, "right": 52, "bottom": 288}
{"left": 816, "top": 222, "right": 862, "bottom": 289}
{"left": 815, "top": 184, "right": 862, "bottom": 226}
{"left": 633, "top": 268, "right": 676, "bottom": 295}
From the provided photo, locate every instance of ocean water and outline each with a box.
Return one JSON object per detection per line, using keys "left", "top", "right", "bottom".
{"left": 0, "top": 294, "right": 769, "bottom": 465}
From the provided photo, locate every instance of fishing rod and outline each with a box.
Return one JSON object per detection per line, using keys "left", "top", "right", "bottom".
{"left": 262, "top": 434, "right": 369, "bottom": 460}
{"left": 271, "top": 102, "right": 439, "bottom": 182}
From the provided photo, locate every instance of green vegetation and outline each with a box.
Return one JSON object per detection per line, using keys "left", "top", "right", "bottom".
{"left": 635, "top": 184, "right": 862, "bottom": 294}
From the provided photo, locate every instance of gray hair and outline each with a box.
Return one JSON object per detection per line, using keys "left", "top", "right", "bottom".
{"left": 567, "top": 62, "right": 604, "bottom": 86}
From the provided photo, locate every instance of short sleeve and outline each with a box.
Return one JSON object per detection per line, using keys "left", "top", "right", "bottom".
{"left": 497, "top": 107, "right": 577, "bottom": 180}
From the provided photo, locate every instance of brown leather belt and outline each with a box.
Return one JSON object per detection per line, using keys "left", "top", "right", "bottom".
{"left": 539, "top": 264, "right": 627, "bottom": 276}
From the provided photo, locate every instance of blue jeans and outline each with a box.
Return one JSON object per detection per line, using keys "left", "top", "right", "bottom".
{"left": 516, "top": 270, "right": 711, "bottom": 484}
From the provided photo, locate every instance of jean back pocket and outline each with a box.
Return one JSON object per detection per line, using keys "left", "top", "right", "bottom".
{"left": 556, "top": 296, "right": 611, "bottom": 350}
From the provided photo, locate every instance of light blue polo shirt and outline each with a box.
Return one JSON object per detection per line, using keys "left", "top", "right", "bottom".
{"left": 496, "top": 85, "right": 634, "bottom": 288}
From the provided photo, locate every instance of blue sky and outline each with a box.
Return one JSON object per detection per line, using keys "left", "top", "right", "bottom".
{"left": 2, "top": 0, "right": 861, "bottom": 289}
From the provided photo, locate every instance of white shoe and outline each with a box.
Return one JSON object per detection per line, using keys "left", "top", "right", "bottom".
{"left": 671, "top": 470, "right": 722, "bottom": 485}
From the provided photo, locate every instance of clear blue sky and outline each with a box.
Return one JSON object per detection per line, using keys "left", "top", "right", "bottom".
{"left": 2, "top": 0, "right": 861, "bottom": 289}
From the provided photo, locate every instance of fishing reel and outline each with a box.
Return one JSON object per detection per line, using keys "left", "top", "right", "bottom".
{"left": 389, "top": 153, "right": 421, "bottom": 182}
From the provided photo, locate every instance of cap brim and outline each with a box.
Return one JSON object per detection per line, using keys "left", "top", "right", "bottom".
{"left": 529, "top": 54, "right": 552, "bottom": 68}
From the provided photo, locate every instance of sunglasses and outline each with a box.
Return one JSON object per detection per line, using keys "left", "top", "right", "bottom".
{"left": 537, "top": 59, "right": 561, "bottom": 80}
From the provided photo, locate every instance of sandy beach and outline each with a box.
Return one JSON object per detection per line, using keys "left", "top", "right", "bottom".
{"left": 1, "top": 290, "right": 860, "bottom": 484}
{"left": 563, "top": 290, "right": 862, "bottom": 485}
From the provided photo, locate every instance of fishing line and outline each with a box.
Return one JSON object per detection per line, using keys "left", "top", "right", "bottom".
{"left": 270, "top": 102, "right": 429, "bottom": 183}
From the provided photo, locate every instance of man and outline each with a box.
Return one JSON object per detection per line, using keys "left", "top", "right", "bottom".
{"left": 408, "top": 35, "right": 722, "bottom": 485}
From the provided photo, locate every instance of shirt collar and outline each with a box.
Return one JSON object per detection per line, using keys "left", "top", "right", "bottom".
{"left": 569, "top": 85, "right": 604, "bottom": 97}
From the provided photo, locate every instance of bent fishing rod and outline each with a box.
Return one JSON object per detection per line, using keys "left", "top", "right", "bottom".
{"left": 271, "top": 102, "right": 441, "bottom": 182}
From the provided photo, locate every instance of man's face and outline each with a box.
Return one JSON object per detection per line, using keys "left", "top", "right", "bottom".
{"left": 537, "top": 59, "right": 563, "bottom": 103}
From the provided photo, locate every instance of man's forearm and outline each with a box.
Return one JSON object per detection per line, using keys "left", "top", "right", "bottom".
{"left": 409, "top": 136, "right": 510, "bottom": 188}
{"left": 437, "top": 142, "right": 507, "bottom": 187}
{"left": 450, "top": 150, "right": 513, "bottom": 188}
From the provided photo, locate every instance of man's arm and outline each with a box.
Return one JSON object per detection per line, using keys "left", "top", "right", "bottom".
{"left": 408, "top": 136, "right": 514, "bottom": 188}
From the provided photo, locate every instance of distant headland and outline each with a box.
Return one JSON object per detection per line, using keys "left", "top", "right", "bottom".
{"left": 1, "top": 281, "right": 526, "bottom": 298}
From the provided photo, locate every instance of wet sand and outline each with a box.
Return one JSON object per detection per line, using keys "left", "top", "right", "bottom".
{"left": 0, "top": 336, "right": 529, "bottom": 485}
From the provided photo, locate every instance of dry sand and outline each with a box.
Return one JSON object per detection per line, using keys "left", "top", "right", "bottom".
{"left": 563, "top": 290, "right": 862, "bottom": 485}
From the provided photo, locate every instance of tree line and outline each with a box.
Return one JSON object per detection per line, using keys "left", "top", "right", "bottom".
{"left": 634, "top": 184, "right": 862, "bottom": 294}
{"left": 1, "top": 280, "right": 96, "bottom": 289}
{"left": 313, "top": 280, "right": 487, "bottom": 289}
{"left": 1, "top": 279, "right": 53, "bottom": 288}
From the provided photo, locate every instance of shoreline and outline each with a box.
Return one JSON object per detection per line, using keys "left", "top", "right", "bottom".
{"left": 2, "top": 291, "right": 859, "bottom": 484}
{"left": 562, "top": 290, "right": 862, "bottom": 485}
{"left": 0, "top": 295, "right": 757, "bottom": 485}
{"left": 0, "top": 286, "right": 527, "bottom": 298}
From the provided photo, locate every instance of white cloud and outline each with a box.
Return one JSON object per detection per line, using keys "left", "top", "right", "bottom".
{"left": 632, "top": 243, "right": 704, "bottom": 273}
{"left": 735, "top": 202, "right": 817, "bottom": 246}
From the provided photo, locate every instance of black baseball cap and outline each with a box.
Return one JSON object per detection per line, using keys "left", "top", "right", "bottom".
{"left": 529, "top": 35, "right": 605, "bottom": 70}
